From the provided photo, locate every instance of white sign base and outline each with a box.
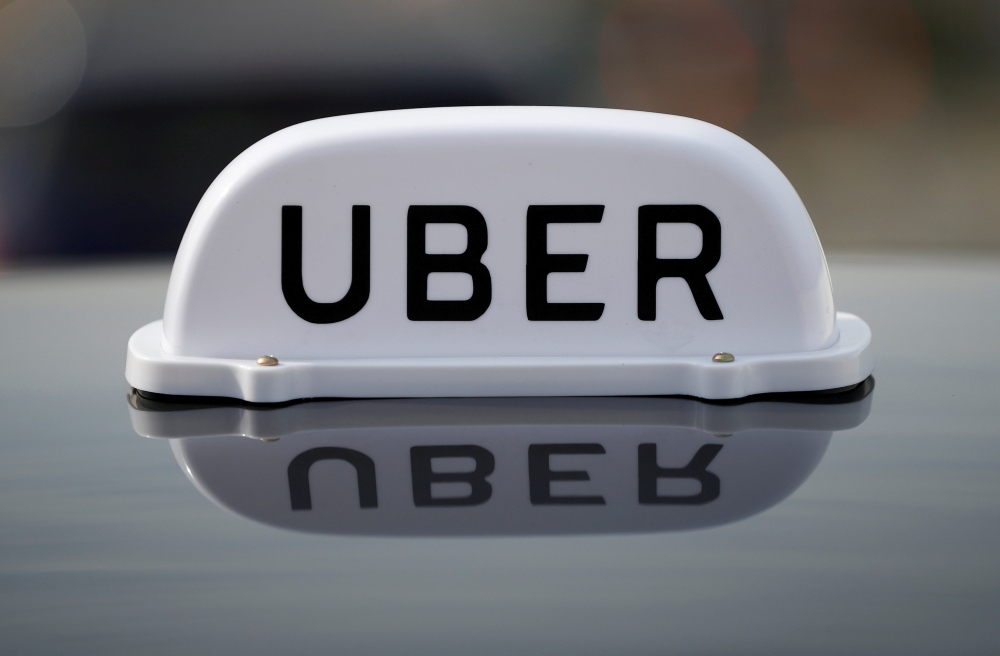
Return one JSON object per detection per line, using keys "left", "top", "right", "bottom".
{"left": 127, "top": 312, "right": 871, "bottom": 403}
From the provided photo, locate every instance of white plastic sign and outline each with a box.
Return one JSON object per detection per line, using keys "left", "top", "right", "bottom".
{"left": 126, "top": 106, "right": 873, "bottom": 402}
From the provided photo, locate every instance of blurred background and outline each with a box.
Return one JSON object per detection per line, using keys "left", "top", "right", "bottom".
{"left": 0, "top": 0, "right": 998, "bottom": 261}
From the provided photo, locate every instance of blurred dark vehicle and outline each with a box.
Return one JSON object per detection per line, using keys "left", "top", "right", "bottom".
{"left": 1, "top": 0, "right": 999, "bottom": 259}
{"left": 0, "top": 0, "right": 600, "bottom": 257}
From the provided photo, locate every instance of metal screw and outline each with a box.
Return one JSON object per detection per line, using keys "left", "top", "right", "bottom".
{"left": 712, "top": 352, "right": 734, "bottom": 363}
{"left": 256, "top": 355, "right": 279, "bottom": 366}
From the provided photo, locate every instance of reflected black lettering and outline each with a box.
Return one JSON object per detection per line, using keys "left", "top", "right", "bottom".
{"left": 407, "top": 206, "right": 492, "bottom": 321}
{"left": 637, "top": 205, "right": 723, "bottom": 321}
{"left": 638, "top": 443, "right": 722, "bottom": 505}
{"left": 410, "top": 445, "right": 495, "bottom": 506}
{"left": 281, "top": 205, "right": 370, "bottom": 324}
{"left": 526, "top": 205, "right": 605, "bottom": 321}
{"left": 288, "top": 447, "right": 378, "bottom": 510}
{"left": 528, "top": 443, "right": 606, "bottom": 505}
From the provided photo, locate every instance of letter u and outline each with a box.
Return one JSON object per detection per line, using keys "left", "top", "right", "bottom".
{"left": 281, "top": 205, "right": 370, "bottom": 324}
{"left": 288, "top": 447, "right": 378, "bottom": 510}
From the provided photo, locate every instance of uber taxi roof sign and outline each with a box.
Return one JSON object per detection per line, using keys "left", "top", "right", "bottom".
{"left": 126, "top": 106, "right": 873, "bottom": 402}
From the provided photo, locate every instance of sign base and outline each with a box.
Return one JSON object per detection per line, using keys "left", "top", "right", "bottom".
{"left": 126, "top": 312, "right": 872, "bottom": 403}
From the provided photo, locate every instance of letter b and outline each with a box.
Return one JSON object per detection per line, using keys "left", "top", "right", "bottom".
{"left": 407, "top": 206, "right": 492, "bottom": 321}
{"left": 410, "top": 445, "right": 495, "bottom": 506}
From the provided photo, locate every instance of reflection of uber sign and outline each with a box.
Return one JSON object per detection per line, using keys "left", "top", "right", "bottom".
{"left": 288, "top": 442, "right": 723, "bottom": 510}
{"left": 126, "top": 106, "right": 873, "bottom": 402}
{"left": 136, "top": 395, "right": 872, "bottom": 536}
{"left": 166, "top": 426, "right": 835, "bottom": 537}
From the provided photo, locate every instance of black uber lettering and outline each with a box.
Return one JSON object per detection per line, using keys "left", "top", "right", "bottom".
{"left": 410, "top": 445, "right": 495, "bottom": 506}
{"left": 287, "top": 447, "right": 378, "bottom": 510}
{"left": 285, "top": 443, "right": 727, "bottom": 512}
{"left": 526, "top": 205, "right": 605, "bottom": 321}
{"left": 637, "top": 205, "right": 723, "bottom": 321}
{"left": 637, "top": 443, "right": 722, "bottom": 505}
{"left": 407, "top": 205, "right": 492, "bottom": 321}
{"left": 528, "top": 443, "right": 606, "bottom": 505}
{"left": 281, "top": 205, "right": 371, "bottom": 324}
